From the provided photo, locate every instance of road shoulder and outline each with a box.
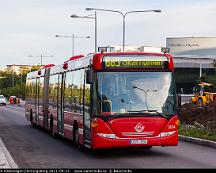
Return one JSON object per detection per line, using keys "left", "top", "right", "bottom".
{"left": 179, "top": 135, "right": 216, "bottom": 149}
{"left": 0, "top": 138, "right": 18, "bottom": 168}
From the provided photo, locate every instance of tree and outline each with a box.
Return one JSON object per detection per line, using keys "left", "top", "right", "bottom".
{"left": 0, "top": 66, "right": 34, "bottom": 99}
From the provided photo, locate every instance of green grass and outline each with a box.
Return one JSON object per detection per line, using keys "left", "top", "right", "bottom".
{"left": 179, "top": 124, "right": 216, "bottom": 142}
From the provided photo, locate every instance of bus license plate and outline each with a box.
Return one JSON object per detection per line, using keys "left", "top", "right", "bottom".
{"left": 130, "top": 140, "right": 148, "bottom": 145}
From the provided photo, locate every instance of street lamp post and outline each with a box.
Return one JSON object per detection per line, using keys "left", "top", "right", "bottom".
{"left": 70, "top": 12, "right": 97, "bottom": 53}
{"left": 29, "top": 54, "right": 53, "bottom": 66}
{"left": 86, "top": 8, "right": 161, "bottom": 52}
{"left": 200, "top": 63, "right": 202, "bottom": 78}
{"left": 55, "top": 34, "right": 90, "bottom": 56}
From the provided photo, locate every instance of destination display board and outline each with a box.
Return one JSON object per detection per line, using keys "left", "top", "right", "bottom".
{"left": 103, "top": 55, "right": 168, "bottom": 69}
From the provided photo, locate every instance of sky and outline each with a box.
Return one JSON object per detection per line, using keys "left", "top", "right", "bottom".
{"left": 1, "top": 0, "right": 216, "bottom": 69}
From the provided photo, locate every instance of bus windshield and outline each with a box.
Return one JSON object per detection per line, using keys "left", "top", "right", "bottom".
{"left": 95, "top": 72, "right": 177, "bottom": 117}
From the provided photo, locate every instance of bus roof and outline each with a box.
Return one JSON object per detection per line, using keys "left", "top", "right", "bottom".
{"left": 27, "top": 52, "right": 174, "bottom": 78}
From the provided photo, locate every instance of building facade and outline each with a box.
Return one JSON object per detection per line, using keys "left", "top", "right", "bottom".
{"left": 6, "top": 64, "right": 43, "bottom": 75}
{"left": 166, "top": 37, "right": 216, "bottom": 94}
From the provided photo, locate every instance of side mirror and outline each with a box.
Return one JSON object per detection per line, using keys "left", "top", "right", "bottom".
{"left": 86, "top": 69, "right": 93, "bottom": 84}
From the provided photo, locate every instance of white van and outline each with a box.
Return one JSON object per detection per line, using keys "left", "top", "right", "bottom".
{"left": 0, "top": 95, "right": 6, "bottom": 106}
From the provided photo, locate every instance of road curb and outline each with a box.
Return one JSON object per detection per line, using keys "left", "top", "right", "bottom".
{"left": 6, "top": 104, "right": 25, "bottom": 109}
{"left": 179, "top": 135, "right": 216, "bottom": 149}
{"left": 0, "top": 138, "right": 18, "bottom": 168}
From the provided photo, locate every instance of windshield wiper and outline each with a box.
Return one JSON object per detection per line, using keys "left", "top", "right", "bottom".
{"left": 148, "top": 110, "right": 169, "bottom": 119}
{"left": 127, "top": 110, "right": 168, "bottom": 119}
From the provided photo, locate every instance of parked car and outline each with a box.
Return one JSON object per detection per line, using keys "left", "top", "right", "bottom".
{"left": 9, "top": 96, "right": 17, "bottom": 104}
{"left": 0, "top": 95, "right": 7, "bottom": 106}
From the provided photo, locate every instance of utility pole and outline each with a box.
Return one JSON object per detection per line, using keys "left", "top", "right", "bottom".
{"left": 86, "top": 8, "right": 161, "bottom": 51}
{"left": 71, "top": 12, "right": 97, "bottom": 53}
{"left": 29, "top": 54, "right": 53, "bottom": 66}
{"left": 55, "top": 34, "right": 90, "bottom": 56}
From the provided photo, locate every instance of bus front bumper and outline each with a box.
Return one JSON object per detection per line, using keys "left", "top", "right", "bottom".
{"left": 91, "top": 131, "right": 178, "bottom": 149}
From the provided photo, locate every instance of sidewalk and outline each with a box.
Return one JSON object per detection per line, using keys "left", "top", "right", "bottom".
{"left": 179, "top": 135, "right": 216, "bottom": 149}
{"left": 0, "top": 100, "right": 24, "bottom": 169}
{"left": 0, "top": 101, "right": 22, "bottom": 169}
{"left": 0, "top": 136, "right": 18, "bottom": 168}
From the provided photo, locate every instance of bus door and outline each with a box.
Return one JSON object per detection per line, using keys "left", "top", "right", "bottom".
{"left": 83, "top": 71, "right": 92, "bottom": 148}
{"left": 57, "top": 73, "right": 65, "bottom": 135}
{"left": 35, "top": 77, "right": 40, "bottom": 125}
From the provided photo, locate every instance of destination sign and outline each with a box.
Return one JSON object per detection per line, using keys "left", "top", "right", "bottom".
{"left": 103, "top": 55, "right": 168, "bottom": 69}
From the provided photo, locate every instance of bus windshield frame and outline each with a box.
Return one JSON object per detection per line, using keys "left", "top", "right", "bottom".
{"left": 93, "top": 71, "right": 177, "bottom": 119}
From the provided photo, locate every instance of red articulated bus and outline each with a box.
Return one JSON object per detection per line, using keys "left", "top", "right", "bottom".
{"left": 25, "top": 52, "right": 179, "bottom": 149}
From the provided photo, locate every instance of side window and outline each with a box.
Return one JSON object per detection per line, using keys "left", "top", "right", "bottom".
{"left": 49, "top": 74, "right": 58, "bottom": 108}
{"left": 32, "top": 78, "right": 36, "bottom": 105}
{"left": 64, "top": 71, "right": 73, "bottom": 111}
{"left": 84, "top": 70, "right": 91, "bottom": 115}
{"left": 26, "top": 78, "right": 31, "bottom": 102}
{"left": 39, "top": 77, "right": 44, "bottom": 107}
{"left": 72, "top": 69, "right": 84, "bottom": 114}
{"left": 30, "top": 79, "right": 33, "bottom": 104}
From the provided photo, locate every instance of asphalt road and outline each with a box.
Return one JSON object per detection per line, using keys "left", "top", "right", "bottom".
{"left": 0, "top": 105, "right": 216, "bottom": 169}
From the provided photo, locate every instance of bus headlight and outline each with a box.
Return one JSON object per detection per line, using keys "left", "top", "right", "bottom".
{"left": 97, "top": 133, "right": 116, "bottom": 139}
{"left": 160, "top": 131, "right": 176, "bottom": 137}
